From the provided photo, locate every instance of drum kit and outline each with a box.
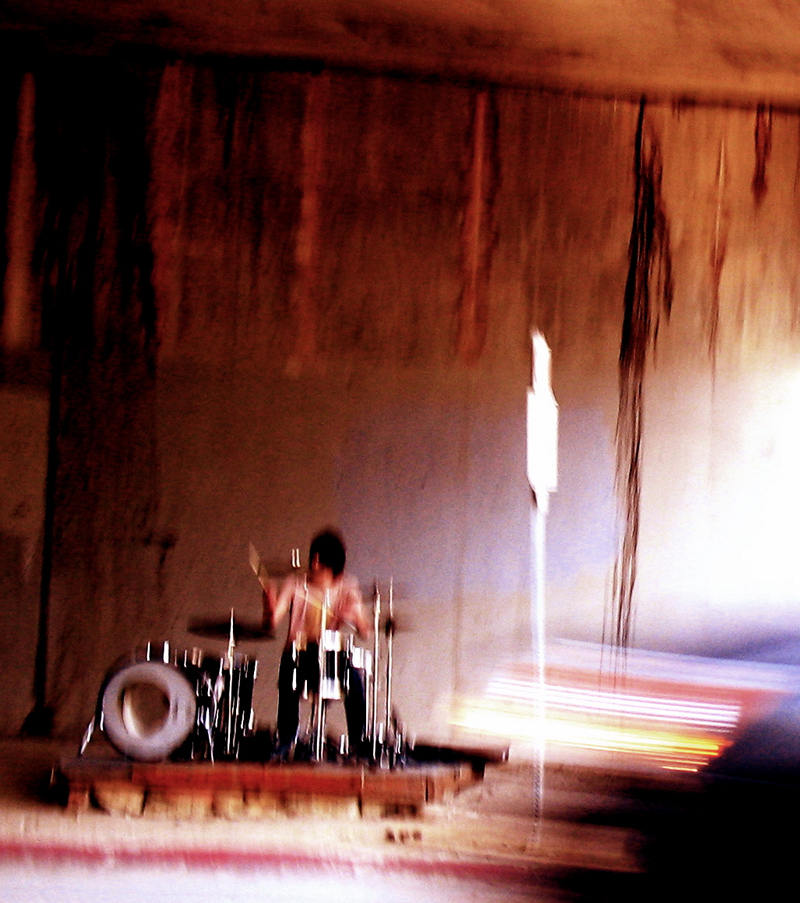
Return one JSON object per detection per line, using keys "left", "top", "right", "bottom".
{"left": 80, "top": 578, "right": 408, "bottom": 768}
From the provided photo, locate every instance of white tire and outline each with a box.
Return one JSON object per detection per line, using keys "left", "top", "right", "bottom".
{"left": 100, "top": 661, "right": 196, "bottom": 761}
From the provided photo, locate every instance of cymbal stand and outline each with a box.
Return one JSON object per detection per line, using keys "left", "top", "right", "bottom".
{"left": 371, "top": 581, "right": 381, "bottom": 762}
{"left": 225, "top": 608, "right": 236, "bottom": 758}
{"left": 381, "top": 578, "right": 394, "bottom": 766}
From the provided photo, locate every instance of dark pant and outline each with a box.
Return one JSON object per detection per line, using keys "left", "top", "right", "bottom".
{"left": 276, "top": 645, "right": 366, "bottom": 750}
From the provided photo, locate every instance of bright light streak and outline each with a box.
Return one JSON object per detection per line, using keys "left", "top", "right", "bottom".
{"left": 449, "top": 656, "right": 748, "bottom": 772}
{"left": 487, "top": 677, "right": 740, "bottom": 728}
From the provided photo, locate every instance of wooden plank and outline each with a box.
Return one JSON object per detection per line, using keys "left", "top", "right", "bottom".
{"left": 131, "top": 762, "right": 363, "bottom": 795}
{"left": 66, "top": 782, "right": 91, "bottom": 814}
{"left": 92, "top": 780, "right": 146, "bottom": 817}
{"left": 58, "top": 756, "right": 487, "bottom": 819}
{"left": 146, "top": 787, "right": 215, "bottom": 818}
{"left": 361, "top": 770, "right": 427, "bottom": 806}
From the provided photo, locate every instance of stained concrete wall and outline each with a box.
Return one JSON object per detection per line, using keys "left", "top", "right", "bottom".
{"left": 1, "top": 58, "right": 799, "bottom": 745}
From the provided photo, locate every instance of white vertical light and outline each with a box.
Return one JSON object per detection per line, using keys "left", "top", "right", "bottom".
{"left": 527, "top": 331, "right": 558, "bottom": 836}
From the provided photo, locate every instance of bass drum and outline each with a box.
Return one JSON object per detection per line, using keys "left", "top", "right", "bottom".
{"left": 100, "top": 660, "right": 197, "bottom": 762}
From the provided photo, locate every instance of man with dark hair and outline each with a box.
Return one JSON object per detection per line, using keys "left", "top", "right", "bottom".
{"left": 308, "top": 529, "right": 347, "bottom": 579}
{"left": 263, "top": 529, "right": 370, "bottom": 759}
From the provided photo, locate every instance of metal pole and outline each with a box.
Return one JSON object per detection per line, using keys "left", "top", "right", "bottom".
{"left": 384, "top": 577, "right": 394, "bottom": 743}
{"left": 531, "top": 502, "right": 546, "bottom": 833}
{"left": 314, "top": 589, "right": 329, "bottom": 761}
{"left": 527, "top": 331, "right": 558, "bottom": 840}
{"left": 371, "top": 582, "right": 381, "bottom": 761}
{"left": 226, "top": 609, "right": 235, "bottom": 757}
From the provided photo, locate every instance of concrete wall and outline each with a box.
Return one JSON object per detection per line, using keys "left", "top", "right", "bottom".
{"left": 1, "top": 60, "right": 799, "bottom": 745}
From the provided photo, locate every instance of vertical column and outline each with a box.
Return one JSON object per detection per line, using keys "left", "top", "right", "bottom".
{"left": 287, "top": 72, "right": 329, "bottom": 374}
{"left": 456, "top": 89, "right": 494, "bottom": 364}
{"left": 2, "top": 72, "right": 36, "bottom": 350}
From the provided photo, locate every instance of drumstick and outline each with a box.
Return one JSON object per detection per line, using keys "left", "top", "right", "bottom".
{"left": 303, "top": 591, "right": 358, "bottom": 634}
{"left": 248, "top": 542, "right": 270, "bottom": 591}
{"left": 250, "top": 546, "right": 359, "bottom": 634}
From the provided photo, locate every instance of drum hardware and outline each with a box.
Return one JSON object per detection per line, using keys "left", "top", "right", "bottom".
{"left": 290, "top": 587, "right": 366, "bottom": 764}
{"left": 225, "top": 610, "right": 235, "bottom": 757}
{"left": 288, "top": 624, "right": 374, "bottom": 764}
{"left": 312, "top": 589, "right": 331, "bottom": 761}
{"left": 187, "top": 616, "right": 275, "bottom": 642}
{"left": 218, "top": 608, "right": 258, "bottom": 760}
{"left": 80, "top": 570, "right": 408, "bottom": 770}
{"left": 79, "top": 640, "right": 179, "bottom": 757}
{"left": 82, "top": 623, "right": 258, "bottom": 764}
{"left": 365, "top": 578, "right": 411, "bottom": 768}
{"left": 218, "top": 652, "right": 257, "bottom": 761}
{"left": 184, "top": 608, "right": 266, "bottom": 761}
{"left": 145, "top": 639, "right": 172, "bottom": 663}
{"left": 370, "top": 580, "right": 381, "bottom": 761}
{"left": 384, "top": 578, "right": 395, "bottom": 759}
{"left": 95, "top": 657, "right": 198, "bottom": 762}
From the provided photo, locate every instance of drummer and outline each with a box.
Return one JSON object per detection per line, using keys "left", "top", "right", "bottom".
{"left": 262, "top": 528, "right": 371, "bottom": 759}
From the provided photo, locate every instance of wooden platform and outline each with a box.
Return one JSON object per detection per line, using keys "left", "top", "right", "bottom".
{"left": 58, "top": 756, "right": 486, "bottom": 819}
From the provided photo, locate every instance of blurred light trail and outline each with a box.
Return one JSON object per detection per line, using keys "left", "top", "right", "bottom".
{"left": 449, "top": 641, "right": 795, "bottom": 772}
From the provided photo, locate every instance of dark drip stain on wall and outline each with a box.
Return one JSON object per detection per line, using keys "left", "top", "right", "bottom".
{"left": 708, "top": 138, "right": 728, "bottom": 365}
{"left": 752, "top": 104, "right": 772, "bottom": 207}
{"left": 455, "top": 87, "right": 499, "bottom": 365}
{"left": 613, "top": 98, "right": 673, "bottom": 654}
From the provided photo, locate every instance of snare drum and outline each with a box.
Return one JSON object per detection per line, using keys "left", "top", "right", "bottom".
{"left": 290, "top": 630, "right": 347, "bottom": 700}
{"left": 320, "top": 629, "right": 344, "bottom": 700}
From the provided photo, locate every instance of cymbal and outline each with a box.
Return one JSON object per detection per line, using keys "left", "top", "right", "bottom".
{"left": 188, "top": 617, "right": 276, "bottom": 641}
